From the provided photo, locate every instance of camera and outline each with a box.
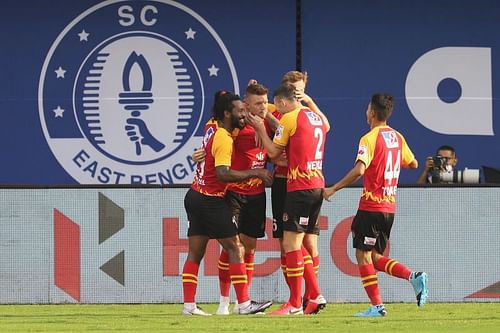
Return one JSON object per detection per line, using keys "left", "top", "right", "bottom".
{"left": 440, "top": 168, "right": 481, "bottom": 184}
{"left": 430, "top": 155, "right": 480, "bottom": 184}
{"left": 430, "top": 156, "right": 449, "bottom": 183}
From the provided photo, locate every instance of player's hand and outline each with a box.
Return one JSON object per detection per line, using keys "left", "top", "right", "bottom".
{"left": 247, "top": 79, "right": 258, "bottom": 86}
{"left": 323, "top": 186, "right": 336, "bottom": 201}
{"left": 192, "top": 148, "right": 206, "bottom": 163}
{"left": 245, "top": 111, "right": 264, "bottom": 129}
{"left": 254, "top": 169, "right": 273, "bottom": 186}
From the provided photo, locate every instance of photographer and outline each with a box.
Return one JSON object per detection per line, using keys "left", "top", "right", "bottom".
{"left": 416, "top": 145, "right": 458, "bottom": 184}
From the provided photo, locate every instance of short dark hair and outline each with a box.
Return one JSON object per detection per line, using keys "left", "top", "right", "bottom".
{"left": 211, "top": 90, "right": 240, "bottom": 121}
{"left": 272, "top": 84, "right": 296, "bottom": 101}
{"left": 246, "top": 83, "right": 268, "bottom": 96}
{"left": 436, "top": 145, "right": 456, "bottom": 156}
{"left": 370, "top": 93, "right": 394, "bottom": 121}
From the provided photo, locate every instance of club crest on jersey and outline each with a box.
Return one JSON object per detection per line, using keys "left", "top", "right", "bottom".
{"left": 305, "top": 111, "right": 323, "bottom": 126}
{"left": 38, "top": 0, "right": 239, "bottom": 184}
{"left": 382, "top": 131, "right": 399, "bottom": 148}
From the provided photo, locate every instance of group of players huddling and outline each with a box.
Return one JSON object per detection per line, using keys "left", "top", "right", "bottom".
{"left": 181, "top": 71, "right": 428, "bottom": 317}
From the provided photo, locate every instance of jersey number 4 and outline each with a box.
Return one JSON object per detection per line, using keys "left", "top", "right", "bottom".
{"left": 384, "top": 150, "right": 401, "bottom": 184}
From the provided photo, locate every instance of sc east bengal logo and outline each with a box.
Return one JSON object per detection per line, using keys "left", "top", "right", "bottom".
{"left": 38, "top": 0, "right": 239, "bottom": 184}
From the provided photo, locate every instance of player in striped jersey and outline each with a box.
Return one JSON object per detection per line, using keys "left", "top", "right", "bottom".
{"left": 247, "top": 84, "right": 328, "bottom": 315}
{"left": 323, "top": 93, "right": 428, "bottom": 317}
{"left": 182, "top": 91, "right": 273, "bottom": 316}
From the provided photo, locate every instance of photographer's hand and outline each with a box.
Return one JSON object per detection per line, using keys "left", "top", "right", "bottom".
{"left": 416, "top": 156, "right": 433, "bottom": 184}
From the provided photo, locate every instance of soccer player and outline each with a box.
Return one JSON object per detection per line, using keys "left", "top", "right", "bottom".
{"left": 246, "top": 84, "right": 327, "bottom": 315}
{"left": 323, "top": 93, "right": 428, "bottom": 317}
{"left": 216, "top": 83, "right": 272, "bottom": 315}
{"left": 274, "top": 71, "right": 329, "bottom": 313}
{"left": 182, "top": 91, "right": 273, "bottom": 316}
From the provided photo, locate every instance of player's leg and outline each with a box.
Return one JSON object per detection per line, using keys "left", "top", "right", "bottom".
{"left": 271, "top": 176, "right": 288, "bottom": 286}
{"left": 271, "top": 190, "right": 309, "bottom": 315}
{"left": 370, "top": 213, "right": 428, "bottom": 307}
{"left": 352, "top": 210, "right": 387, "bottom": 317}
{"left": 218, "top": 235, "right": 272, "bottom": 315}
{"left": 238, "top": 192, "right": 266, "bottom": 287}
{"left": 181, "top": 189, "right": 211, "bottom": 316}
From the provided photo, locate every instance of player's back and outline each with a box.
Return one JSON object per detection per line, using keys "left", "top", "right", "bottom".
{"left": 358, "top": 126, "right": 414, "bottom": 213}
{"left": 282, "top": 107, "right": 326, "bottom": 191}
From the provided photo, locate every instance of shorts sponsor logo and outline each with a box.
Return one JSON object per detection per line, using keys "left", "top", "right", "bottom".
{"left": 299, "top": 216, "right": 309, "bottom": 225}
{"left": 282, "top": 212, "right": 288, "bottom": 222}
{"left": 363, "top": 236, "right": 376, "bottom": 246}
{"left": 39, "top": 0, "right": 238, "bottom": 184}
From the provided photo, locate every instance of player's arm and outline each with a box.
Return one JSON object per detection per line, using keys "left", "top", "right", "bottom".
{"left": 216, "top": 166, "right": 272, "bottom": 184}
{"left": 296, "top": 90, "right": 330, "bottom": 132}
{"left": 407, "top": 159, "right": 418, "bottom": 169}
{"left": 245, "top": 112, "right": 285, "bottom": 159}
{"left": 323, "top": 161, "right": 365, "bottom": 201}
{"left": 265, "top": 111, "right": 280, "bottom": 132}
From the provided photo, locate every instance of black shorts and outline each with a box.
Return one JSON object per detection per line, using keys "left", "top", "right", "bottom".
{"left": 225, "top": 191, "right": 266, "bottom": 238}
{"left": 271, "top": 176, "right": 287, "bottom": 238}
{"left": 184, "top": 188, "right": 238, "bottom": 239}
{"left": 351, "top": 210, "right": 394, "bottom": 253}
{"left": 282, "top": 189, "right": 323, "bottom": 235}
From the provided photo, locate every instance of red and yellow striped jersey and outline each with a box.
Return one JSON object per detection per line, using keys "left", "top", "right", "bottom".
{"left": 191, "top": 119, "right": 233, "bottom": 197}
{"left": 273, "top": 107, "right": 326, "bottom": 191}
{"left": 226, "top": 124, "right": 267, "bottom": 195}
{"left": 356, "top": 125, "right": 415, "bottom": 213}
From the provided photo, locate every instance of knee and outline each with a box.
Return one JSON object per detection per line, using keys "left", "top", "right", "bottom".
{"left": 224, "top": 241, "right": 244, "bottom": 262}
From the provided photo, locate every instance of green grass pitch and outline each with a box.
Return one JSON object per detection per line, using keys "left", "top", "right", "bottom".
{"left": 1, "top": 303, "right": 499, "bottom": 332}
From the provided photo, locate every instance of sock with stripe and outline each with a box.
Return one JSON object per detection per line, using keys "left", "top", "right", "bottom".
{"left": 374, "top": 256, "right": 412, "bottom": 280}
{"left": 218, "top": 250, "right": 231, "bottom": 297}
{"left": 244, "top": 252, "right": 255, "bottom": 286}
{"left": 230, "top": 263, "right": 249, "bottom": 304}
{"left": 301, "top": 246, "right": 320, "bottom": 300}
{"left": 358, "top": 263, "right": 382, "bottom": 306}
{"left": 182, "top": 260, "right": 199, "bottom": 303}
{"left": 312, "top": 255, "right": 320, "bottom": 276}
{"left": 281, "top": 255, "right": 290, "bottom": 287}
{"left": 286, "top": 249, "right": 304, "bottom": 308}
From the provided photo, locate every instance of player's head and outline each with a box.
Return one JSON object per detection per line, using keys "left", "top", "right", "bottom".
{"left": 273, "top": 84, "right": 299, "bottom": 114}
{"left": 212, "top": 90, "right": 245, "bottom": 129}
{"left": 245, "top": 83, "right": 269, "bottom": 119}
{"left": 281, "top": 70, "right": 308, "bottom": 94}
{"left": 367, "top": 93, "right": 394, "bottom": 125}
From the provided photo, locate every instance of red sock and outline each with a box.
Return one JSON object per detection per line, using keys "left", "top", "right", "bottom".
{"left": 281, "top": 255, "right": 290, "bottom": 287}
{"left": 374, "top": 256, "right": 411, "bottom": 280}
{"left": 301, "top": 246, "right": 320, "bottom": 300}
{"left": 230, "top": 263, "right": 249, "bottom": 304}
{"left": 244, "top": 252, "right": 255, "bottom": 286}
{"left": 286, "top": 250, "right": 304, "bottom": 308}
{"left": 312, "top": 255, "right": 320, "bottom": 276}
{"left": 358, "top": 264, "right": 382, "bottom": 305}
{"left": 182, "top": 260, "right": 199, "bottom": 303}
{"left": 218, "top": 250, "right": 231, "bottom": 297}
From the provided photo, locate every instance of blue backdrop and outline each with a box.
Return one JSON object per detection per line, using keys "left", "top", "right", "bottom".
{"left": 302, "top": 0, "right": 500, "bottom": 184}
{"left": 0, "top": 0, "right": 498, "bottom": 185}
